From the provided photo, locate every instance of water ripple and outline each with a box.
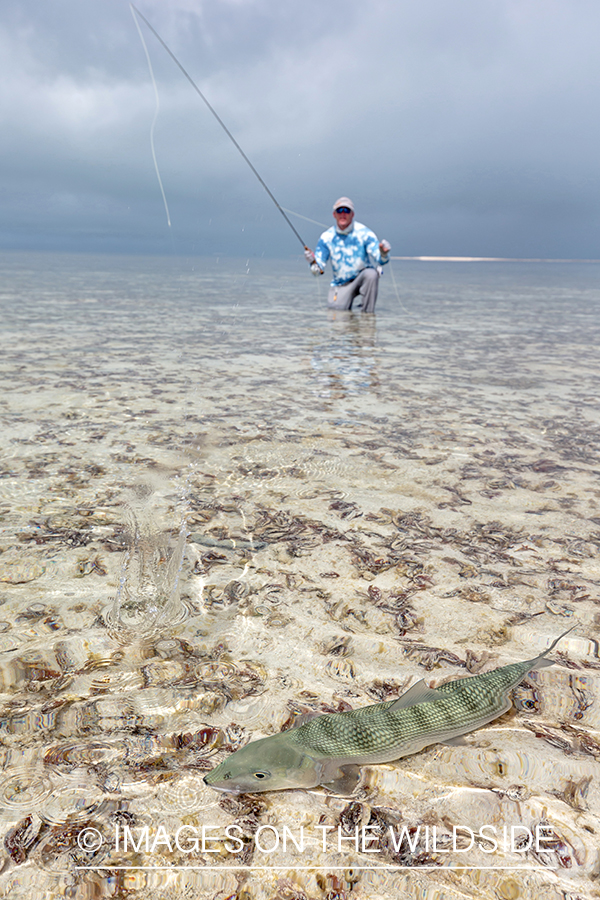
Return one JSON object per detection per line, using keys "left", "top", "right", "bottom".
{"left": 159, "top": 774, "right": 219, "bottom": 814}
{"left": 0, "top": 768, "right": 53, "bottom": 810}
{"left": 38, "top": 778, "right": 105, "bottom": 825}
{"left": 44, "top": 740, "right": 123, "bottom": 773}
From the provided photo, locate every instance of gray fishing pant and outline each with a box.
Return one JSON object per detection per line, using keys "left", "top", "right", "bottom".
{"left": 327, "top": 267, "right": 380, "bottom": 313}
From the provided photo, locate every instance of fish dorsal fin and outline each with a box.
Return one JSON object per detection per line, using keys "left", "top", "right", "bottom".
{"left": 388, "top": 679, "right": 444, "bottom": 711}
{"left": 289, "top": 711, "right": 321, "bottom": 728}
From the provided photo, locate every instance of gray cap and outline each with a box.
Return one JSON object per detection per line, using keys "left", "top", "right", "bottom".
{"left": 332, "top": 196, "right": 354, "bottom": 212}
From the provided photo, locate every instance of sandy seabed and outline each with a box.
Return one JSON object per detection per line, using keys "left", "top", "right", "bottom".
{"left": 0, "top": 252, "right": 599, "bottom": 899}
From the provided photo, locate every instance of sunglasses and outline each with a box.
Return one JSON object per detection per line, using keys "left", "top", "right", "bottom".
{"left": 335, "top": 207, "right": 352, "bottom": 214}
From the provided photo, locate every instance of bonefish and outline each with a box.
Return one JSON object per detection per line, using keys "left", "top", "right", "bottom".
{"left": 203, "top": 629, "right": 574, "bottom": 794}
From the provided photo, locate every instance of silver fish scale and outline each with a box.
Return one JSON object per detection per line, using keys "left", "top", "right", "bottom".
{"left": 435, "top": 661, "right": 528, "bottom": 697}
{"left": 287, "top": 660, "right": 532, "bottom": 759}
{"left": 288, "top": 701, "right": 399, "bottom": 757}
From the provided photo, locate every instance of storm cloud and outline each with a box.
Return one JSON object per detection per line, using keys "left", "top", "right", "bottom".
{"left": 0, "top": 0, "right": 598, "bottom": 257}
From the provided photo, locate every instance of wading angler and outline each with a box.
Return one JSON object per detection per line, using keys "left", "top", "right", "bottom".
{"left": 304, "top": 198, "right": 391, "bottom": 312}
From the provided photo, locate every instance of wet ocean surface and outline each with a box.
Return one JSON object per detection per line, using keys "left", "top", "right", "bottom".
{"left": 0, "top": 250, "right": 599, "bottom": 899}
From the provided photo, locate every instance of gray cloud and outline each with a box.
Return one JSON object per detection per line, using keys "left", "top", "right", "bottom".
{"left": 1, "top": 0, "right": 599, "bottom": 257}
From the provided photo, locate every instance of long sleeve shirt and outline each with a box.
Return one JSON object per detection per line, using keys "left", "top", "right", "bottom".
{"left": 314, "top": 221, "right": 389, "bottom": 286}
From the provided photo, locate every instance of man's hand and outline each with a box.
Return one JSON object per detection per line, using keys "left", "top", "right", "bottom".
{"left": 379, "top": 240, "right": 391, "bottom": 256}
{"left": 304, "top": 248, "right": 316, "bottom": 264}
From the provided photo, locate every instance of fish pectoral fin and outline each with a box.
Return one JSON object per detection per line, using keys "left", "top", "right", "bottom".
{"left": 388, "top": 679, "right": 444, "bottom": 711}
{"left": 320, "top": 764, "right": 362, "bottom": 795}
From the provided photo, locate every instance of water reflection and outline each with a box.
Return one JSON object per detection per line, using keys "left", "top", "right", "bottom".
{"left": 310, "top": 310, "right": 379, "bottom": 398}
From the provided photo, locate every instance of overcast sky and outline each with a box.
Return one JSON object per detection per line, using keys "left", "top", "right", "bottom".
{"left": 0, "top": 0, "right": 598, "bottom": 258}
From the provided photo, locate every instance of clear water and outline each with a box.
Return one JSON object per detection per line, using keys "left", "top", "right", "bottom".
{"left": 0, "top": 250, "right": 599, "bottom": 899}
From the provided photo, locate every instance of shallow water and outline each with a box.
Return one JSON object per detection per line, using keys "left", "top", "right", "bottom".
{"left": 0, "top": 250, "right": 599, "bottom": 899}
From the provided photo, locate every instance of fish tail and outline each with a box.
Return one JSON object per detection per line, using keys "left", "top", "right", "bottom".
{"left": 528, "top": 625, "right": 576, "bottom": 670}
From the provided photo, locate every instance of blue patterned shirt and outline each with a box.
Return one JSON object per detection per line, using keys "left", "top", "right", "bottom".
{"left": 314, "top": 221, "right": 389, "bottom": 286}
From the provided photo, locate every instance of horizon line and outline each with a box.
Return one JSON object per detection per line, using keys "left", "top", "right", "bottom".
{"left": 392, "top": 256, "right": 600, "bottom": 263}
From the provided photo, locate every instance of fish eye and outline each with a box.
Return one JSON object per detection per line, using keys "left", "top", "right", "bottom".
{"left": 253, "top": 771, "right": 270, "bottom": 780}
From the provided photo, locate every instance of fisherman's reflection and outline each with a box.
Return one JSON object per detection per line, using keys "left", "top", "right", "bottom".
{"left": 309, "top": 310, "right": 379, "bottom": 399}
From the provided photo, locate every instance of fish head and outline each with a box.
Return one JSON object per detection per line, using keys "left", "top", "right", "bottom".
{"left": 203, "top": 733, "right": 319, "bottom": 794}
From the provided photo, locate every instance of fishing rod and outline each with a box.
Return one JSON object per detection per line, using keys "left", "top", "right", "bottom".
{"left": 130, "top": 5, "right": 309, "bottom": 250}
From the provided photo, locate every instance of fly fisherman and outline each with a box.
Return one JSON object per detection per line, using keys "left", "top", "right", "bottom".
{"left": 304, "top": 198, "right": 391, "bottom": 312}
